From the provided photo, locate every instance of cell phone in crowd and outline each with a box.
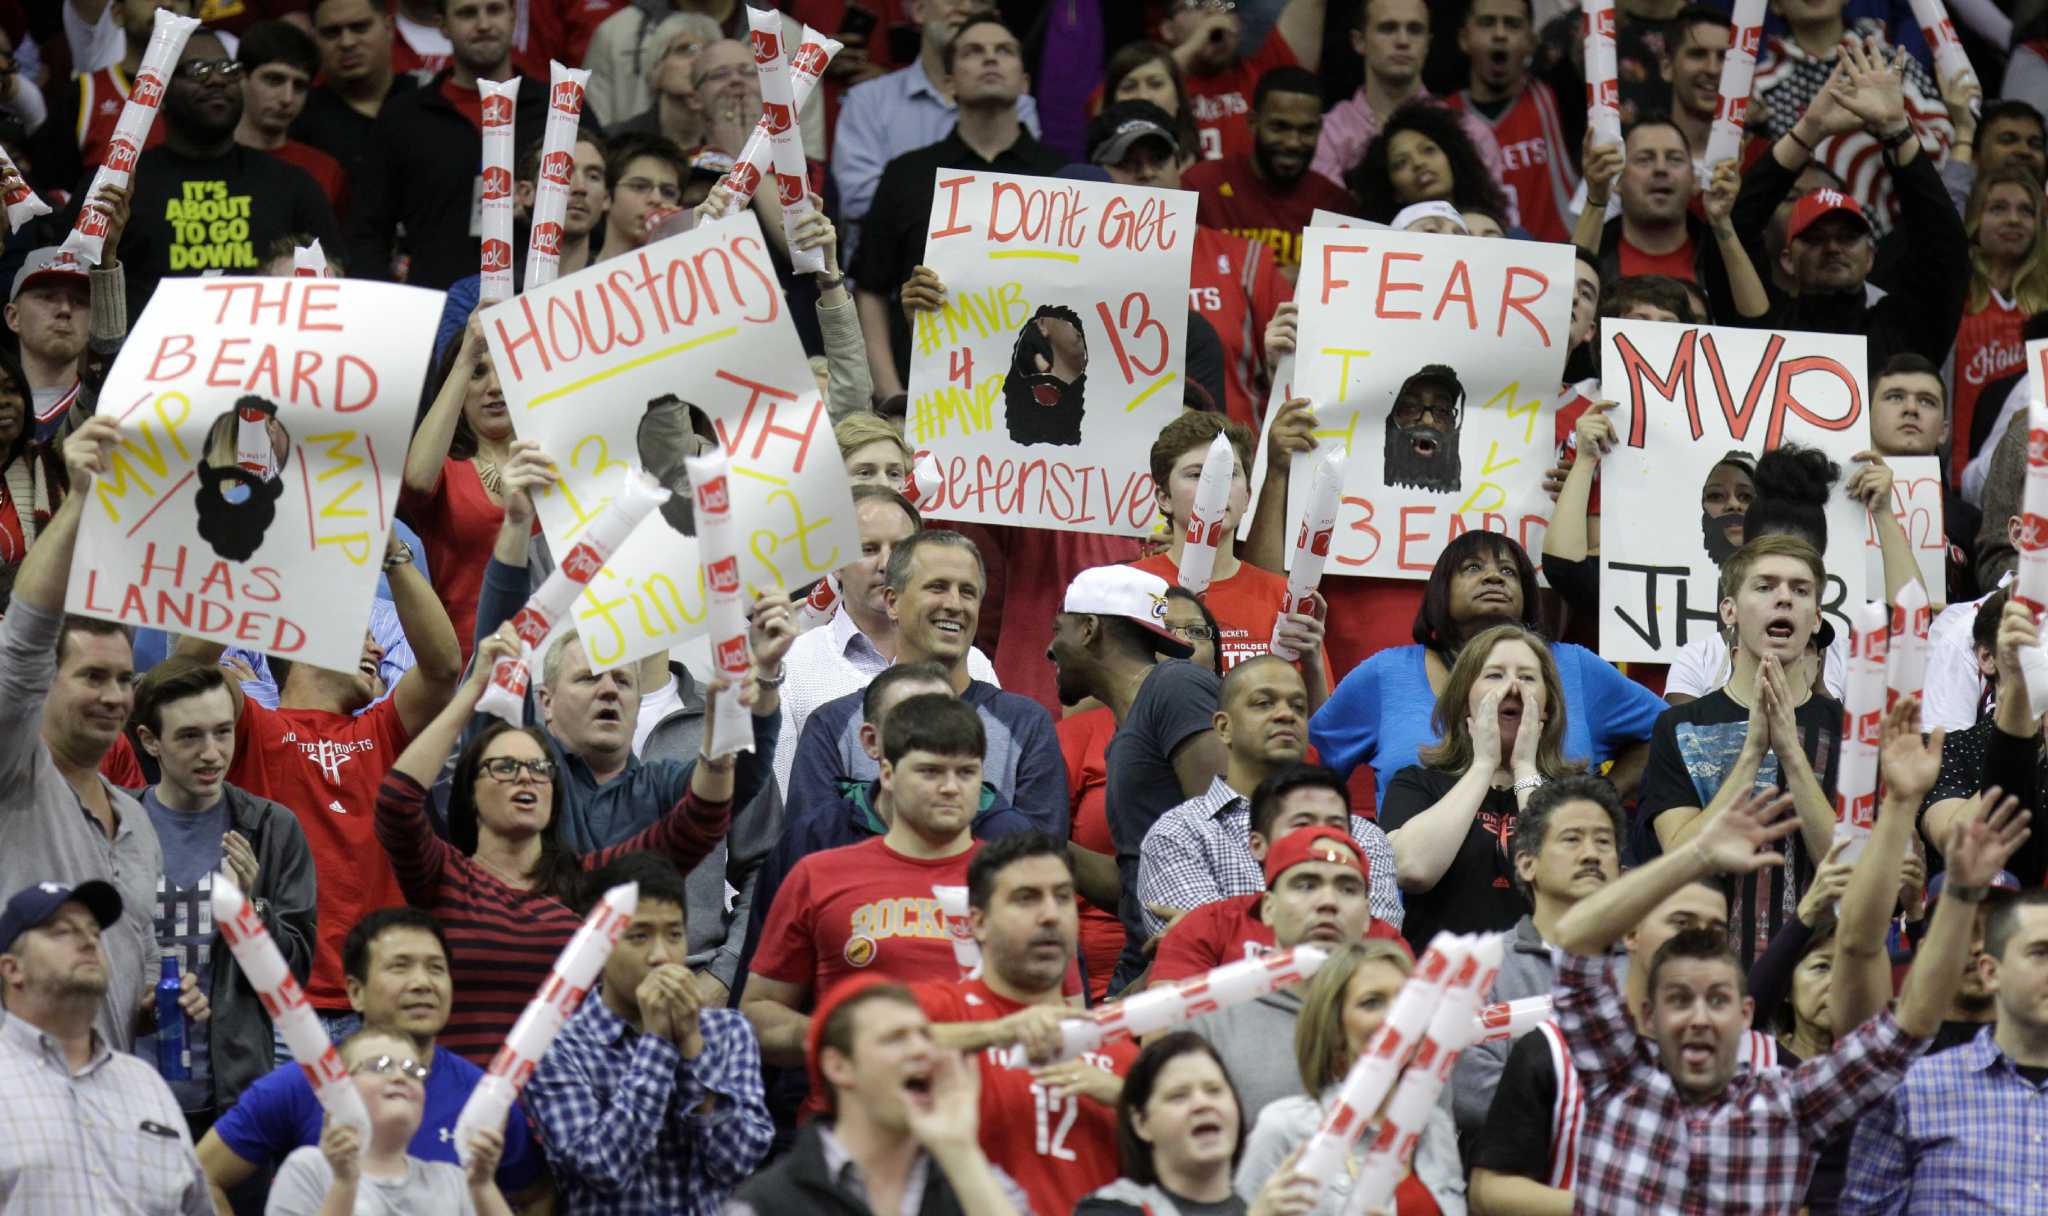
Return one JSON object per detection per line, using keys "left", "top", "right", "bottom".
{"left": 838, "top": 3, "right": 879, "bottom": 42}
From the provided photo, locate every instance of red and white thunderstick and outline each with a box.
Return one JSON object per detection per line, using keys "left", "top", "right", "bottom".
{"left": 684, "top": 449, "right": 756, "bottom": 758}
{"left": 718, "top": 25, "right": 839, "bottom": 212}
{"left": 2015, "top": 394, "right": 2048, "bottom": 710}
{"left": 1833, "top": 602, "right": 1889, "bottom": 858}
{"left": 0, "top": 142, "right": 49, "bottom": 229}
{"left": 1582, "top": 0, "right": 1621, "bottom": 148}
{"left": 454, "top": 882, "right": 638, "bottom": 1164}
{"left": 62, "top": 8, "right": 198, "bottom": 264}
{"left": 1177, "top": 432, "right": 1236, "bottom": 595}
{"left": 476, "top": 470, "right": 670, "bottom": 724}
{"left": 793, "top": 573, "right": 840, "bottom": 633}
{"left": 214, "top": 872, "right": 371, "bottom": 1136}
{"left": 1704, "top": 0, "right": 1765, "bottom": 170}
{"left": 933, "top": 885, "right": 981, "bottom": 978}
{"left": 292, "top": 240, "right": 328, "bottom": 278}
{"left": 525, "top": 62, "right": 590, "bottom": 290}
{"left": 1909, "top": 0, "right": 1980, "bottom": 116}
{"left": 904, "top": 452, "right": 944, "bottom": 510}
{"left": 743, "top": 9, "right": 825, "bottom": 274}
{"left": 1270, "top": 446, "right": 1342, "bottom": 660}
{"left": 1469, "top": 994, "right": 1552, "bottom": 1043}
{"left": 478, "top": 77, "right": 519, "bottom": 303}
{"left": 1884, "top": 580, "right": 1931, "bottom": 712}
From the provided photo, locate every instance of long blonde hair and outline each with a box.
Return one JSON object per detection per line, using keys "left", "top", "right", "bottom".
{"left": 1293, "top": 941, "right": 1417, "bottom": 1093}
{"left": 1419, "top": 623, "right": 1579, "bottom": 779}
{"left": 1966, "top": 164, "right": 2048, "bottom": 315}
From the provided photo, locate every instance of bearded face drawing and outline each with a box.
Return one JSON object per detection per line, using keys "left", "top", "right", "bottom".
{"left": 194, "top": 397, "right": 292, "bottom": 563}
{"left": 1382, "top": 365, "right": 1465, "bottom": 493}
{"left": 1002, "top": 305, "right": 1089, "bottom": 447}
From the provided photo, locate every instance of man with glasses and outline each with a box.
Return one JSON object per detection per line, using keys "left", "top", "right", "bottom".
{"left": 1164, "top": 0, "right": 1328, "bottom": 162}
{"left": 595, "top": 131, "right": 687, "bottom": 264}
{"left": 103, "top": 28, "right": 340, "bottom": 312}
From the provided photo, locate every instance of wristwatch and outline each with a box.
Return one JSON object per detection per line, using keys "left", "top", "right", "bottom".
{"left": 754, "top": 662, "right": 787, "bottom": 689}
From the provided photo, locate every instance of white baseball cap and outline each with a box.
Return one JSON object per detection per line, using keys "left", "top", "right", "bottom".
{"left": 1062, "top": 565, "right": 1195, "bottom": 657}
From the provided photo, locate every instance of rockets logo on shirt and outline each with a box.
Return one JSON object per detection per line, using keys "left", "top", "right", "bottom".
{"left": 845, "top": 896, "right": 950, "bottom": 966}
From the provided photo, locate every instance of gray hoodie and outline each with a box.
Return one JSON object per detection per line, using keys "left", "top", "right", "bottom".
{"left": 1190, "top": 986, "right": 1307, "bottom": 1129}
{"left": 1450, "top": 913, "right": 1558, "bottom": 1136}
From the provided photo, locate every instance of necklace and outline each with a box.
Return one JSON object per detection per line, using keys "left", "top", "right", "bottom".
{"left": 474, "top": 456, "right": 502, "bottom": 496}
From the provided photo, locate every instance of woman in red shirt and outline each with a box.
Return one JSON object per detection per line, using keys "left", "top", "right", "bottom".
{"left": 0, "top": 354, "right": 61, "bottom": 585}
{"left": 1953, "top": 164, "right": 2048, "bottom": 472}
{"left": 401, "top": 316, "right": 521, "bottom": 664}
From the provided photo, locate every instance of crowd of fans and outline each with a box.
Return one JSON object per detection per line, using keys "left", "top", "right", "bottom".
{"left": 2, "top": 0, "right": 2048, "bottom": 1213}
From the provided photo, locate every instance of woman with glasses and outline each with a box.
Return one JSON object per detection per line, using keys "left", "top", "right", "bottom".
{"left": 373, "top": 626, "right": 737, "bottom": 1065}
{"left": 266, "top": 1029, "right": 514, "bottom": 1216}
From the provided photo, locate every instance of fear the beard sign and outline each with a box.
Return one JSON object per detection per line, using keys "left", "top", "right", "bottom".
{"left": 1597, "top": 318, "right": 1872, "bottom": 663}
{"left": 1247, "top": 227, "right": 1574, "bottom": 579}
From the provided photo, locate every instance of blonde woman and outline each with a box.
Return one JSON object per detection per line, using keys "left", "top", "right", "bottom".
{"left": 1380, "top": 624, "right": 1581, "bottom": 950}
{"left": 1953, "top": 164, "right": 2048, "bottom": 469}
{"left": 1235, "top": 941, "right": 1465, "bottom": 1216}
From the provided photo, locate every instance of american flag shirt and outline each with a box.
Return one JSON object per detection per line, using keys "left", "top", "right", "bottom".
{"left": 1554, "top": 949, "right": 1926, "bottom": 1215}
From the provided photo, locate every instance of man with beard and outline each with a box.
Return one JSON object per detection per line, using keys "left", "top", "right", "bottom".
{"left": 192, "top": 401, "right": 290, "bottom": 563}
{"left": 1183, "top": 65, "right": 1353, "bottom": 277}
{"left": 1576, "top": 117, "right": 1766, "bottom": 319}
{"left": 348, "top": 0, "right": 549, "bottom": 289}
{"left": 0, "top": 880, "right": 211, "bottom": 1214}
{"left": 1161, "top": 0, "right": 1327, "bottom": 162}
{"left": 231, "top": 22, "right": 347, "bottom": 218}
{"left": 1001, "top": 305, "right": 1089, "bottom": 447}
{"left": 1446, "top": 0, "right": 1574, "bottom": 243}
{"left": 98, "top": 29, "right": 339, "bottom": 312}
{"left": 1383, "top": 364, "right": 1465, "bottom": 493}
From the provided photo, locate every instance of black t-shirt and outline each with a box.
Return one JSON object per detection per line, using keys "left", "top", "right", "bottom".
{"left": 1380, "top": 765, "right": 1527, "bottom": 954}
{"left": 1639, "top": 688, "right": 1840, "bottom": 969}
{"left": 1105, "top": 659, "right": 1222, "bottom": 985}
{"left": 1472, "top": 1028, "right": 1559, "bottom": 1181}
{"left": 106, "top": 145, "right": 341, "bottom": 315}
{"left": 1933, "top": 1018, "right": 1992, "bottom": 1054}
{"left": 290, "top": 77, "right": 419, "bottom": 182}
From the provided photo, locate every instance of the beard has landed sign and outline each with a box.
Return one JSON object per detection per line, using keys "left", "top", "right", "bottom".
{"left": 1259, "top": 227, "right": 1575, "bottom": 580}
{"left": 1596, "top": 318, "right": 1871, "bottom": 664}
{"left": 65, "top": 277, "right": 439, "bottom": 672}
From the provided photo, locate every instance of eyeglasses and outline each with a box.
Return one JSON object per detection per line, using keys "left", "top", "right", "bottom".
{"left": 1392, "top": 400, "right": 1452, "bottom": 428}
{"left": 479, "top": 756, "right": 557, "bottom": 783}
{"left": 176, "top": 59, "right": 245, "bottom": 82}
{"left": 619, "top": 177, "right": 682, "bottom": 203}
{"left": 349, "top": 1054, "right": 429, "bottom": 1083}
{"left": 1169, "top": 624, "right": 1217, "bottom": 642}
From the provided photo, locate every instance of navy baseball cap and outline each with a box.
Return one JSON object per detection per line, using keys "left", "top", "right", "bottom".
{"left": 0, "top": 880, "right": 123, "bottom": 953}
{"left": 1927, "top": 869, "right": 2022, "bottom": 901}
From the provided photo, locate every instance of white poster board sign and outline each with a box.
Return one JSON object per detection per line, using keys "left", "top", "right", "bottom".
{"left": 1862, "top": 454, "right": 1945, "bottom": 604}
{"left": 1247, "top": 227, "right": 1574, "bottom": 578}
{"left": 1598, "top": 318, "right": 1871, "bottom": 663}
{"left": 904, "top": 169, "right": 1194, "bottom": 536}
{"left": 483, "top": 211, "right": 857, "bottom": 670}
{"left": 67, "top": 277, "right": 437, "bottom": 671}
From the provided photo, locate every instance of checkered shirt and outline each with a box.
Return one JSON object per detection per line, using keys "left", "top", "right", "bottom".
{"left": 1555, "top": 949, "right": 1924, "bottom": 1215}
{"left": 1135, "top": 775, "right": 1403, "bottom": 936}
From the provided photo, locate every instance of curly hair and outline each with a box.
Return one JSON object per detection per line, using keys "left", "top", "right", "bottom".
{"left": 1348, "top": 101, "right": 1511, "bottom": 224}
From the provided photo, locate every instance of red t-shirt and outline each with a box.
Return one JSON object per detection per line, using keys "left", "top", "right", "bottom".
{"left": 269, "top": 139, "right": 350, "bottom": 220}
{"left": 228, "top": 698, "right": 413, "bottom": 1008}
{"left": 1056, "top": 707, "right": 1121, "bottom": 1002}
{"left": 1151, "top": 892, "right": 1407, "bottom": 984}
{"left": 911, "top": 978, "right": 1135, "bottom": 1216}
{"left": 752, "top": 836, "right": 981, "bottom": 1001}
{"left": 1131, "top": 552, "right": 1335, "bottom": 685}
{"left": 1184, "top": 151, "right": 1355, "bottom": 275}
{"left": 1953, "top": 292, "right": 2026, "bottom": 472}
{"left": 1616, "top": 232, "right": 1697, "bottom": 282}
{"left": 1191, "top": 226, "right": 1291, "bottom": 433}
{"left": 399, "top": 458, "right": 506, "bottom": 667}
{"left": 439, "top": 77, "right": 485, "bottom": 131}
{"left": 1184, "top": 30, "right": 1296, "bottom": 162}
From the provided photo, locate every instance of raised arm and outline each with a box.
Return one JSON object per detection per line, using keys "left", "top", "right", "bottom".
{"left": 404, "top": 316, "right": 487, "bottom": 496}
{"left": 1244, "top": 394, "right": 1317, "bottom": 573}
{"left": 1275, "top": 0, "right": 1328, "bottom": 70}
{"left": 1573, "top": 136, "right": 1620, "bottom": 258}
{"left": 791, "top": 198, "right": 872, "bottom": 421}
{"left": 1700, "top": 159, "right": 1770, "bottom": 322}
{"left": 385, "top": 531, "right": 462, "bottom": 737}
{"left": 1846, "top": 455, "right": 1935, "bottom": 607}
{"left": 1896, "top": 788, "right": 2030, "bottom": 1036}
{"left": 15, "top": 416, "right": 118, "bottom": 613}
{"left": 1652, "top": 693, "right": 1767, "bottom": 852}
{"left": 1834, "top": 697, "right": 1938, "bottom": 1035}
{"left": 1543, "top": 403, "right": 1611, "bottom": 564}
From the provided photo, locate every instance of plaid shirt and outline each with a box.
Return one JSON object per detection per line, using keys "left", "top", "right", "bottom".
{"left": 524, "top": 992, "right": 774, "bottom": 1216}
{"left": 0, "top": 1014, "right": 211, "bottom": 1215}
{"left": 1555, "top": 949, "right": 1924, "bottom": 1215}
{"left": 1135, "top": 775, "right": 1403, "bottom": 936}
{"left": 1841, "top": 1024, "right": 2048, "bottom": 1214}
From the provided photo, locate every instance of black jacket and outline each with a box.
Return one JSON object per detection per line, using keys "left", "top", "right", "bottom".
{"left": 1731, "top": 145, "right": 1968, "bottom": 373}
{"left": 724, "top": 1124, "right": 969, "bottom": 1216}
{"left": 208, "top": 782, "right": 320, "bottom": 1112}
{"left": 346, "top": 68, "right": 550, "bottom": 290}
{"left": 1594, "top": 209, "right": 1741, "bottom": 325}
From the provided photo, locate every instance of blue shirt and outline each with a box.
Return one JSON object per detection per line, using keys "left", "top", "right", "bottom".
{"left": 1309, "top": 641, "right": 1668, "bottom": 810}
{"left": 211, "top": 1045, "right": 544, "bottom": 1193}
{"left": 1842, "top": 1024, "right": 2048, "bottom": 1214}
{"left": 524, "top": 995, "right": 773, "bottom": 1215}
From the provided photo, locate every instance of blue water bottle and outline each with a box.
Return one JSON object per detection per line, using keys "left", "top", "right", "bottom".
{"left": 156, "top": 955, "right": 189, "bottom": 1081}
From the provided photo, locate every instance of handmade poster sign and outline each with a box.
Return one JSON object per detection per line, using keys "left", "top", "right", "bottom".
{"left": 66, "top": 277, "right": 437, "bottom": 671}
{"left": 1861, "top": 454, "right": 1945, "bottom": 605}
{"left": 482, "top": 209, "right": 857, "bottom": 670}
{"left": 1598, "top": 318, "right": 1871, "bottom": 663}
{"left": 1245, "top": 227, "right": 1573, "bottom": 579}
{"left": 904, "top": 168, "right": 1194, "bottom": 535}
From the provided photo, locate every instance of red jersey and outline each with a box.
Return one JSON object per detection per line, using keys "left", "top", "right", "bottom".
{"left": 1953, "top": 291, "right": 2026, "bottom": 471}
{"left": 1056, "top": 707, "right": 1121, "bottom": 1001}
{"left": 227, "top": 699, "right": 413, "bottom": 1008}
{"left": 1447, "top": 82, "right": 1575, "bottom": 244}
{"left": 1184, "top": 151, "right": 1355, "bottom": 275}
{"left": 1151, "top": 892, "right": 1406, "bottom": 984}
{"left": 911, "top": 978, "right": 1134, "bottom": 1216}
{"left": 1184, "top": 31, "right": 1296, "bottom": 161}
{"left": 1131, "top": 552, "right": 1334, "bottom": 685}
{"left": 1191, "top": 226, "right": 1291, "bottom": 432}
{"left": 73, "top": 66, "right": 167, "bottom": 173}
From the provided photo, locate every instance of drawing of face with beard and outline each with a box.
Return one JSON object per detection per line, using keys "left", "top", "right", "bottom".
{"left": 637, "top": 394, "right": 713, "bottom": 536}
{"left": 194, "top": 397, "right": 292, "bottom": 563}
{"left": 1002, "top": 305, "right": 1089, "bottom": 447}
{"left": 1382, "top": 366, "right": 1465, "bottom": 492}
{"left": 1700, "top": 453, "right": 1756, "bottom": 566}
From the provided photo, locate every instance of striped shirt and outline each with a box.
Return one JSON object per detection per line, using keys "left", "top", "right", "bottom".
{"left": 372, "top": 770, "right": 730, "bottom": 1065}
{"left": 0, "top": 1014, "right": 210, "bottom": 1215}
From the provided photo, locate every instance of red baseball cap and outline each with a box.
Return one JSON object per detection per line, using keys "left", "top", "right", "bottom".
{"left": 1263, "top": 825, "right": 1367, "bottom": 887}
{"left": 804, "top": 974, "right": 916, "bottom": 1102}
{"left": 1786, "top": 188, "right": 1869, "bottom": 244}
